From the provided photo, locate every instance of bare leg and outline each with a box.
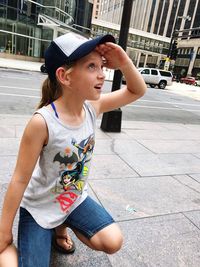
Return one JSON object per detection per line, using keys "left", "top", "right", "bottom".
{"left": 0, "top": 244, "right": 18, "bottom": 267}
{"left": 55, "top": 223, "right": 123, "bottom": 254}
{"left": 72, "top": 223, "right": 123, "bottom": 254}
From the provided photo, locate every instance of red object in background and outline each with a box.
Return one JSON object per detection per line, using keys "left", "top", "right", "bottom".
{"left": 180, "top": 77, "right": 196, "bottom": 85}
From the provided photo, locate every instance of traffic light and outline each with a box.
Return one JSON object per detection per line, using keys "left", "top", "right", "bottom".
{"left": 170, "top": 40, "right": 178, "bottom": 60}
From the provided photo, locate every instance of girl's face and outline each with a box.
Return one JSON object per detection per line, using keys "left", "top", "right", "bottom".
{"left": 67, "top": 51, "right": 105, "bottom": 101}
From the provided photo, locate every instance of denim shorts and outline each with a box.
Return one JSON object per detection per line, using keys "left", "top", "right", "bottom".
{"left": 64, "top": 196, "right": 115, "bottom": 239}
{"left": 18, "top": 196, "right": 115, "bottom": 267}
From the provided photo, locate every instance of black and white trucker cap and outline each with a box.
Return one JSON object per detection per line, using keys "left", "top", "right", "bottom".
{"left": 44, "top": 32, "right": 115, "bottom": 81}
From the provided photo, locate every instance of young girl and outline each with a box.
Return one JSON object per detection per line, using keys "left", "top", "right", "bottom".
{"left": 0, "top": 32, "right": 146, "bottom": 266}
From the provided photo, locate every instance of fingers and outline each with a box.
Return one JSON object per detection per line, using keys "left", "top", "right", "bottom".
{"left": 101, "top": 42, "right": 118, "bottom": 48}
{"left": 95, "top": 43, "right": 129, "bottom": 70}
{"left": 95, "top": 42, "right": 119, "bottom": 56}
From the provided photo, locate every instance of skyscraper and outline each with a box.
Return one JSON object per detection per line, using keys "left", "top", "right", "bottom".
{"left": 93, "top": 0, "right": 200, "bottom": 76}
{"left": 95, "top": 0, "right": 200, "bottom": 38}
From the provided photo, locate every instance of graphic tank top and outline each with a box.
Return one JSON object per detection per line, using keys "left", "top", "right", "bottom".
{"left": 21, "top": 102, "right": 96, "bottom": 228}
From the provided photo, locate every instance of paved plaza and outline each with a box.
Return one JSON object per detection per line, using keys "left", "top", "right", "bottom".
{"left": 1, "top": 114, "right": 200, "bottom": 266}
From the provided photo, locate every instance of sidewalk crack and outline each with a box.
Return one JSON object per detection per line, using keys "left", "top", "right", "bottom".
{"left": 88, "top": 182, "right": 104, "bottom": 207}
{"left": 187, "top": 173, "right": 200, "bottom": 184}
{"left": 182, "top": 212, "right": 200, "bottom": 231}
{"left": 117, "top": 154, "right": 141, "bottom": 177}
{"left": 172, "top": 175, "right": 200, "bottom": 194}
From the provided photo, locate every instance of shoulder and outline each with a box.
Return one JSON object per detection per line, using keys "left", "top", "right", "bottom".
{"left": 28, "top": 113, "right": 47, "bottom": 131}
{"left": 22, "top": 113, "right": 48, "bottom": 146}
{"left": 85, "top": 101, "right": 98, "bottom": 118}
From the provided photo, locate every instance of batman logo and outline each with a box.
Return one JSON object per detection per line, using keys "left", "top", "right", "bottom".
{"left": 53, "top": 152, "right": 78, "bottom": 166}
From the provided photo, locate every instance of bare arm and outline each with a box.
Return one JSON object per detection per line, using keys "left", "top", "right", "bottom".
{"left": 90, "top": 42, "right": 147, "bottom": 116}
{"left": 0, "top": 114, "right": 48, "bottom": 252}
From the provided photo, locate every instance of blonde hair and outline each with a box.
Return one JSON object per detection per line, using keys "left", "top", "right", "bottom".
{"left": 37, "top": 64, "right": 74, "bottom": 109}
{"left": 37, "top": 78, "right": 62, "bottom": 109}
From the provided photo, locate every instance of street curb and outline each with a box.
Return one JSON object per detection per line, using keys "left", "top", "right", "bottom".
{"left": 0, "top": 66, "right": 40, "bottom": 73}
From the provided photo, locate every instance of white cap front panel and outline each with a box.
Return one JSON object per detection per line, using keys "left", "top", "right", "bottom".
{"left": 54, "top": 32, "right": 88, "bottom": 56}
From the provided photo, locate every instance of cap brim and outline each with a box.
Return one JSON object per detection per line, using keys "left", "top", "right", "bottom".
{"left": 68, "top": 34, "right": 116, "bottom": 62}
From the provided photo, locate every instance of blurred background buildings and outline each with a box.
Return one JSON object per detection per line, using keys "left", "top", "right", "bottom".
{"left": 0, "top": 0, "right": 199, "bottom": 76}
{"left": 0, "top": 0, "right": 93, "bottom": 60}
{"left": 92, "top": 0, "right": 200, "bottom": 76}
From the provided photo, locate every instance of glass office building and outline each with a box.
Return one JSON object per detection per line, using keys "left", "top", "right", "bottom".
{"left": 0, "top": 0, "right": 93, "bottom": 59}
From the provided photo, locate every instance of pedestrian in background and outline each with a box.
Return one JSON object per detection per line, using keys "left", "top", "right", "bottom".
{"left": 0, "top": 31, "right": 146, "bottom": 267}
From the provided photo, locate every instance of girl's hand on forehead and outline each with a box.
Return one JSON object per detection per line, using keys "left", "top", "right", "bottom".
{"left": 95, "top": 42, "right": 131, "bottom": 70}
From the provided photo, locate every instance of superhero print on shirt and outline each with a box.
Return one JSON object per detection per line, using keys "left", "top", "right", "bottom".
{"left": 52, "top": 134, "right": 95, "bottom": 213}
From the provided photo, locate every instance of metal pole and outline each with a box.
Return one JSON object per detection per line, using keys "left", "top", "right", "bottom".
{"left": 111, "top": 0, "right": 134, "bottom": 92}
{"left": 167, "top": 36, "right": 174, "bottom": 58}
{"left": 167, "top": 16, "right": 191, "bottom": 58}
{"left": 167, "top": 16, "right": 179, "bottom": 58}
{"left": 100, "top": 0, "right": 134, "bottom": 132}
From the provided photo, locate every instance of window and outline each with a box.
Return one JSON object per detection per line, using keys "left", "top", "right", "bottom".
{"left": 153, "top": 0, "right": 164, "bottom": 34}
{"left": 141, "top": 69, "right": 150, "bottom": 74}
{"left": 159, "top": 71, "right": 172, "bottom": 77}
{"left": 151, "top": 69, "right": 158, "bottom": 75}
{"left": 147, "top": 0, "right": 156, "bottom": 32}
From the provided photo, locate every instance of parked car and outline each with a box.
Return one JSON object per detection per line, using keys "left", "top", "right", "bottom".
{"left": 195, "top": 80, "right": 200, "bottom": 86}
{"left": 180, "top": 76, "right": 196, "bottom": 85}
{"left": 138, "top": 68, "right": 173, "bottom": 89}
{"left": 0, "top": 46, "right": 5, "bottom": 53}
{"left": 40, "top": 63, "right": 47, "bottom": 73}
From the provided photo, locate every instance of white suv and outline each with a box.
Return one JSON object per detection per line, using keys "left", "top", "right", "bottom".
{"left": 138, "top": 68, "right": 173, "bottom": 89}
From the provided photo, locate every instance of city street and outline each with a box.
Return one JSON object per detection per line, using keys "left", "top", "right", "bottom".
{"left": 0, "top": 69, "right": 200, "bottom": 125}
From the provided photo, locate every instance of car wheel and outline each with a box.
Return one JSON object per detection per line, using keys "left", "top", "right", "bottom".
{"left": 158, "top": 81, "right": 167, "bottom": 89}
{"left": 150, "top": 84, "right": 156, "bottom": 88}
{"left": 40, "top": 64, "right": 47, "bottom": 73}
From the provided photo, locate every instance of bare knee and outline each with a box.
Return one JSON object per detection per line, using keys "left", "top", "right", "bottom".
{"left": 102, "top": 233, "right": 123, "bottom": 254}
{"left": 90, "top": 223, "right": 124, "bottom": 254}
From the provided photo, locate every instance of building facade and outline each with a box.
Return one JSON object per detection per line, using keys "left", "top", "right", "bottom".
{"left": 91, "top": 18, "right": 170, "bottom": 68}
{"left": 0, "top": 0, "right": 93, "bottom": 60}
{"left": 93, "top": 0, "right": 200, "bottom": 76}
{"left": 95, "top": 0, "right": 200, "bottom": 37}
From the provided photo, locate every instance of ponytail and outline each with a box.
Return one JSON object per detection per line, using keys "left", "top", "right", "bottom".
{"left": 37, "top": 64, "right": 74, "bottom": 109}
{"left": 37, "top": 77, "right": 62, "bottom": 109}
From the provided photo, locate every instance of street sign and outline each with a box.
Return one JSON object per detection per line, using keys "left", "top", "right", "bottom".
{"left": 164, "top": 60, "right": 170, "bottom": 70}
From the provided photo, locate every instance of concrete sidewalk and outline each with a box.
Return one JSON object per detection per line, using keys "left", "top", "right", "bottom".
{"left": 1, "top": 114, "right": 200, "bottom": 267}
{"left": 0, "top": 57, "right": 42, "bottom": 72}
